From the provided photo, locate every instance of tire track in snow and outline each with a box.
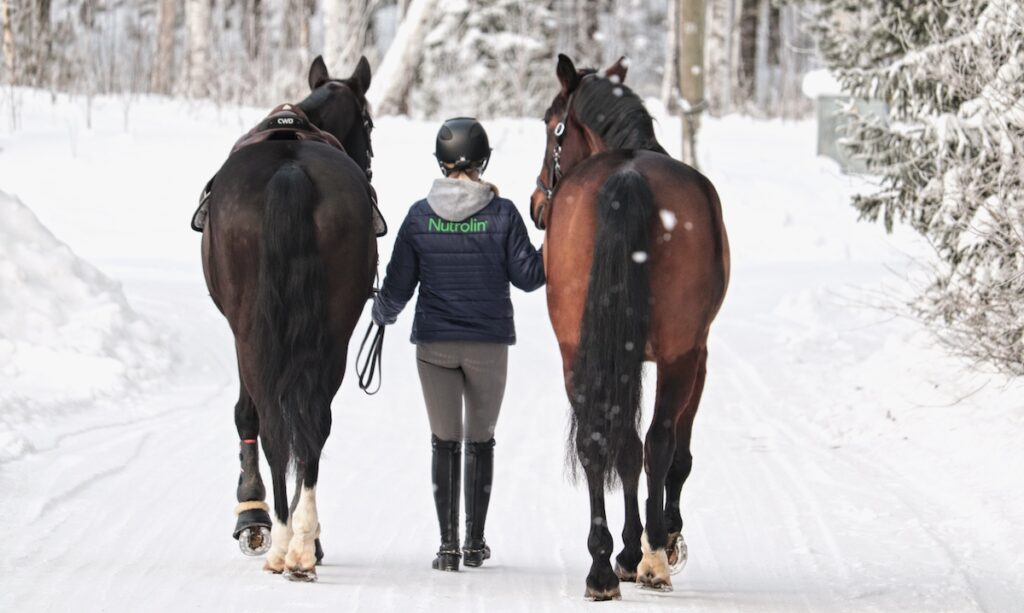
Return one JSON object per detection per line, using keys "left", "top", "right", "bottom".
{"left": 713, "top": 330, "right": 985, "bottom": 611}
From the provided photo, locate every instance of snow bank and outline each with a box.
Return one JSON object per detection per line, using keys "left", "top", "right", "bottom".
{"left": 0, "top": 190, "right": 171, "bottom": 462}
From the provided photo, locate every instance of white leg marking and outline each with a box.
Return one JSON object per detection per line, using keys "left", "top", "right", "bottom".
{"left": 637, "top": 530, "right": 672, "bottom": 589}
{"left": 264, "top": 514, "right": 292, "bottom": 573}
{"left": 285, "top": 486, "right": 318, "bottom": 571}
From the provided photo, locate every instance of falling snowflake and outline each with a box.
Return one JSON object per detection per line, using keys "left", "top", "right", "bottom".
{"left": 659, "top": 210, "right": 678, "bottom": 231}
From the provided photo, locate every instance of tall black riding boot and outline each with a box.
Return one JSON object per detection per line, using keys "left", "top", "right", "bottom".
{"left": 463, "top": 438, "right": 494, "bottom": 567}
{"left": 431, "top": 435, "right": 461, "bottom": 571}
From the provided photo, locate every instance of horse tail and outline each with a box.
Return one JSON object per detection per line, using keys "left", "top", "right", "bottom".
{"left": 253, "top": 163, "right": 332, "bottom": 522}
{"left": 569, "top": 165, "right": 652, "bottom": 487}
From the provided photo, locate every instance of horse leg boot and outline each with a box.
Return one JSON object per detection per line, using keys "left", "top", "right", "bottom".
{"left": 232, "top": 386, "right": 271, "bottom": 556}
{"left": 463, "top": 438, "right": 495, "bottom": 567}
{"left": 431, "top": 436, "right": 462, "bottom": 571}
{"left": 234, "top": 440, "right": 272, "bottom": 555}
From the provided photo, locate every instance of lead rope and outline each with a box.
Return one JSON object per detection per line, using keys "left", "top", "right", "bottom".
{"left": 356, "top": 274, "right": 385, "bottom": 395}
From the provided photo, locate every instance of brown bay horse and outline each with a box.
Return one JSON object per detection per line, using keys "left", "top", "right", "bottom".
{"left": 530, "top": 55, "right": 730, "bottom": 600}
{"left": 201, "top": 56, "right": 377, "bottom": 581}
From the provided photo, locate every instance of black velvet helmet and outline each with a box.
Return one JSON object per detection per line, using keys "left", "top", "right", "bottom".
{"left": 434, "top": 117, "right": 491, "bottom": 175}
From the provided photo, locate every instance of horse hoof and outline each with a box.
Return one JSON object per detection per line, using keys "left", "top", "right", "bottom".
{"left": 286, "top": 567, "right": 318, "bottom": 582}
{"left": 584, "top": 585, "right": 622, "bottom": 601}
{"left": 636, "top": 548, "right": 673, "bottom": 592}
{"left": 263, "top": 560, "right": 285, "bottom": 574}
{"left": 238, "top": 526, "right": 272, "bottom": 557}
{"left": 667, "top": 532, "right": 688, "bottom": 575}
{"left": 636, "top": 579, "right": 673, "bottom": 593}
{"left": 614, "top": 562, "right": 637, "bottom": 582}
{"left": 314, "top": 538, "right": 324, "bottom": 565}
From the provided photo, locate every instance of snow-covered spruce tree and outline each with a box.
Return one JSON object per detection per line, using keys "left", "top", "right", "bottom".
{"left": 408, "top": 0, "right": 555, "bottom": 119}
{"left": 814, "top": 0, "right": 1024, "bottom": 373}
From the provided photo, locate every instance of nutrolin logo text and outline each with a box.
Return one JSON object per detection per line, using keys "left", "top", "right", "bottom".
{"left": 428, "top": 217, "right": 488, "bottom": 233}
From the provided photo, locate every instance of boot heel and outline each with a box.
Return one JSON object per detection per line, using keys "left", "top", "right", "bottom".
{"left": 432, "top": 550, "right": 461, "bottom": 571}
{"left": 462, "top": 544, "right": 490, "bottom": 567}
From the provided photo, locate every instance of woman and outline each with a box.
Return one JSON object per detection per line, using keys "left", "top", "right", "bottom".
{"left": 372, "top": 117, "right": 545, "bottom": 571}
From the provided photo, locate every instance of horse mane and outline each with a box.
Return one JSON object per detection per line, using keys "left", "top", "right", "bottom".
{"left": 573, "top": 75, "right": 667, "bottom": 155}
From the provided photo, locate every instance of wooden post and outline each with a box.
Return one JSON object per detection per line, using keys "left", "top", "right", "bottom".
{"left": 678, "top": 0, "right": 706, "bottom": 167}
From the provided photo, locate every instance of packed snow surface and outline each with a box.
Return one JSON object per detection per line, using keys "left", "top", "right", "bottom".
{"left": 0, "top": 90, "right": 1021, "bottom": 612}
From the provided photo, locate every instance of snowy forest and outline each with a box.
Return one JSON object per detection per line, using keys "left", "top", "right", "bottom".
{"left": 0, "top": 0, "right": 819, "bottom": 119}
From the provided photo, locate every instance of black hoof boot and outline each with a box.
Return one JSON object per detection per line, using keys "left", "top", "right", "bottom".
{"left": 432, "top": 548, "right": 461, "bottom": 571}
{"left": 233, "top": 506, "right": 272, "bottom": 540}
{"left": 462, "top": 541, "right": 491, "bottom": 567}
{"left": 432, "top": 436, "right": 462, "bottom": 572}
{"left": 463, "top": 439, "right": 495, "bottom": 568}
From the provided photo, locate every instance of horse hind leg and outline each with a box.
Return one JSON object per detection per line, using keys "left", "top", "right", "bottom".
{"left": 263, "top": 458, "right": 292, "bottom": 574}
{"left": 637, "top": 350, "right": 701, "bottom": 591}
{"left": 664, "top": 348, "right": 707, "bottom": 573}
{"left": 613, "top": 432, "right": 644, "bottom": 582}
{"left": 284, "top": 459, "right": 321, "bottom": 581}
{"left": 232, "top": 384, "right": 272, "bottom": 556}
{"left": 581, "top": 456, "right": 621, "bottom": 601}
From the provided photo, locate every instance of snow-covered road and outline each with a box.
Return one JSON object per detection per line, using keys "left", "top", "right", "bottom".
{"left": 1, "top": 92, "right": 1021, "bottom": 611}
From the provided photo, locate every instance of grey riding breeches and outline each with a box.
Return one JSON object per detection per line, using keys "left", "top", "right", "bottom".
{"left": 415, "top": 341, "right": 508, "bottom": 443}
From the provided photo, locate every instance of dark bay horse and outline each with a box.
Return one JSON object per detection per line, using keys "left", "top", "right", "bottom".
{"left": 530, "top": 54, "right": 730, "bottom": 600}
{"left": 201, "top": 56, "right": 377, "bottom": 581}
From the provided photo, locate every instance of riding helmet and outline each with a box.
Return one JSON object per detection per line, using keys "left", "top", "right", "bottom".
{"left": 435, "top": 117, "right": 491, "bottom": 174}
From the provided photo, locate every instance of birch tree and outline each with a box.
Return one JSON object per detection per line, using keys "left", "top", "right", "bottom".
{"left": 152, "top": 0, "right": 178, "bottom": 94}
{"left": 367, "top": 0, "right": 436, "bottom": 115}
{"left": 323, "top": 0, "right": 369, "bottom": 72}
{"left": 184, "top": 0, "right": 212, "bottom": 97}
{"left": 1, "top": 0, "right": 13, "bottom": 84}
{"left": 678, "top": 0, "right": 705, "bottom": 166}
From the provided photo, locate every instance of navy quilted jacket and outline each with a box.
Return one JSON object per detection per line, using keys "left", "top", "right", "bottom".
{"left": 372, "top": 178, "right": 545, "bottom": 344}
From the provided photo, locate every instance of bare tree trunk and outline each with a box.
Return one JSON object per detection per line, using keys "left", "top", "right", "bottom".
{"left": 29, "top": 0, "right": 51, "bottom": 86}
{"left": 660, "top": 0, "right": 678, "bottom": 110}
{"left": 705, "top": 0, "right": 740, "bottom": 114}
{"left": 152, "top": 0, "right": 177, "bottom": 94}
{"left": 576, "top": 0, "right": 599, "bottom": 66}
{"left": 678, "top": 0, "right": 705, "bottom": 167}
{"left": 1, "top": 0, "right": 14, "bottom": 83}
{"left": 367, "top": 0, "right": 436, "bottom": 115}
{"left": 324, "top": 0, "right": 368, "bottom": 71}
{"left": 299, "top": 0, "right": 312, "bottom": 67}
{"left": 753, "top": 0, "right": 770, "bottom": 110}
{"left": 185, "top": 0, "right": 212, "bottom": 97}
{"left": 243, "top": 0, "right": 263, "bottom": 60}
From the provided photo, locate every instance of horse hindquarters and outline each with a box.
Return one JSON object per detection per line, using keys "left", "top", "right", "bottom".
{"left": 570, "top": 167, "right": 654, "bottom": 600}
{"left": 252, "top": 163, "right": 332, "bottom": 578}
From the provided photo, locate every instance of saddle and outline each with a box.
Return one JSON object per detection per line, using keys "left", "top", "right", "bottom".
{"left": 230, "top": 104, "right": 344, "bottom": 153}
{"left": 191, "top": 104, "right": 387, "bottom": 237}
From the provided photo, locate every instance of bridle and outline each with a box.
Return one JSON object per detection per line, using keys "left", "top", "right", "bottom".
{"left": 534, "top": 74, "right": 596, "bottom": 230}
{"left": 533, "top": 96, "right": 573, "bottom": 229}
{"left": 359, "top": 104, "right": 374, "bottom": 182}
{"left": 314, "top": 78, "right": 375, "bottom": 182}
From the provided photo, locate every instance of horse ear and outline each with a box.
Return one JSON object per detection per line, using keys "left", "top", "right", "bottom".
{"left": 351, "top": 56, "right": 372, "bottom": 95}
{"left": 556, "top": 53, "right": 580, "bottom": 94}
{"left": 604, "top": 56, "right": 629, "bottom": 84}
{"left": 309, "top": 55, "right": 330, "bottom": 90}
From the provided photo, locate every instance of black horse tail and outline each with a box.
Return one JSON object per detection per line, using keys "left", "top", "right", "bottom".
{"left": 570, "top": 165, "right": 653, "bottom": 487}
{"left": 254, "top": 163, "right": 332, "bottom": 522}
